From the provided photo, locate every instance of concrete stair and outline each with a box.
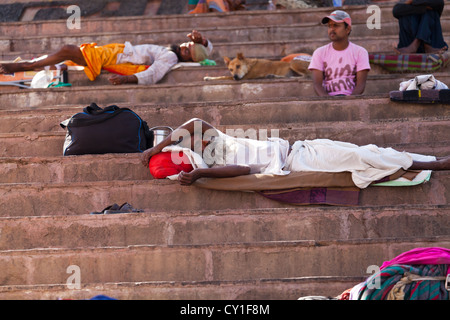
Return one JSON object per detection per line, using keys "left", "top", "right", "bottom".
{"left": 3, "top": 21, "right": 449, "bottom": 54}
{"left": 1, "top": 72, "right": 450, "bottom": 106}
{"left": 1, "top": 3, "right": 449, "bottom": 61}
{"left": 0, "top": 4, "right": 449, "bottom": 300}
{"left": 1, "top": 3, "right": 449, "bottom": 37}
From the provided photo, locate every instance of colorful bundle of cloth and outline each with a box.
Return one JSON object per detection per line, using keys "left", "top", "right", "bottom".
{"left": 369, "top": 52, "right": 449, "bottom": 73}
{"left": 346, "top": 247, "right": 450, "bottom": 300}
{"left": 189, "top": 0, "right": 229, "bottom": 13}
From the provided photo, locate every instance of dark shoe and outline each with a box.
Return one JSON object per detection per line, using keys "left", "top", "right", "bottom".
{"left": 90, "top": 202, "right": 143, "bottom": 215}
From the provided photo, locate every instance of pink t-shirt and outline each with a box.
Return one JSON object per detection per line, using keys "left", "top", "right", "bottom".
{"left": 308, "top": 42, "right": 371, "bottom": 96}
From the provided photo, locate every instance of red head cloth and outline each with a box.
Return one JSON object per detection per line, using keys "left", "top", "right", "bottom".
{"left": 149, "top": 152, "right": 194, "bottom": 179}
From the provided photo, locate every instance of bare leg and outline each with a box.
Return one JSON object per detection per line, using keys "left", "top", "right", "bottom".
{"left": 394, "top": 39, "right": 422, "bottom": 54}
{"left": 409, "top": 156, "right": 450, "bottom": 171}
{"left": 0, "top": 44, "right": 86, "bottom": 74}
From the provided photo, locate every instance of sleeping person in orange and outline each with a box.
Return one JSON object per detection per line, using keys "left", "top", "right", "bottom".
{"left": 0, "top": 30, "right": 213, "bottom": 85}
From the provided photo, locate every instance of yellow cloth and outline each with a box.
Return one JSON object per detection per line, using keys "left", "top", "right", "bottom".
{"left": 103, "top": 63, "right": 149, "bottom": 76}
{"left": 80, "top": 43, "right": 125, "bottom": 81}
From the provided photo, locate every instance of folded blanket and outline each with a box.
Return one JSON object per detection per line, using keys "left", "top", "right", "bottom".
{"left": 369, "top": 52, "right": 449, "bottom": 73}
{"left": 390, "top": 89, "right": 450, "bottom": 104}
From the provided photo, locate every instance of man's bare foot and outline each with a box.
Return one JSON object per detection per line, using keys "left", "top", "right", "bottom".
{"left": 424, "top": 44, "right": 448, "bottom": 54}
{"left": 437, "top": 155, "right": 450, "bottom": 170}
{"left": 394, "top": 39, "right": 421, "bottom": 54}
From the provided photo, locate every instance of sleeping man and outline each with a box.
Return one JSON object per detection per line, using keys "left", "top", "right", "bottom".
{"left": 140, "top": 118, "right": 450, "bottom": 189}
{"left": 0, "top": 30, "right": 212, "bottom": 86}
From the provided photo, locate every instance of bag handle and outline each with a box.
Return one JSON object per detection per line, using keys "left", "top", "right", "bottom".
{"left": 69, "top": 103, "right": 126, "bottom": 127}
{"left": 83, "top": 102, "right": 121, "bottom": 115}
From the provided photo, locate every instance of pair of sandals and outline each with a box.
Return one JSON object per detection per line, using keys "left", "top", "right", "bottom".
{"left": 90, "top": 202, "right": 143, "bottom": 215}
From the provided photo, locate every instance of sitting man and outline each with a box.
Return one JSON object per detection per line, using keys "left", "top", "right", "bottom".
{"left": 308, "top": 10, "right": 371, "bottom": 97}
{"left": 140, "top": 118, "right": 450, "bottom": 188}
{"left": 393, "top": 0, "right": 448, "bottom": 54}
{"left": 0, "top": 30, "right": 213, "bottom": 86}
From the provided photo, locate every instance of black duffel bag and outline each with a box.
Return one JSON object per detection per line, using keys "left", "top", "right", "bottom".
{"left": 60, "top": 103, "right": 154, "bottom": 156}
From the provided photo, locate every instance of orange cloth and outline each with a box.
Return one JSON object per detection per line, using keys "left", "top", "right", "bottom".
{"left": 103, "top": 63, "right": 149, "bottom": 76}
{"left": 281, "top": 53, "right": 312, "bottom": 62}
{"left": 80, "top": 43, "right": 125, "bottom": 81}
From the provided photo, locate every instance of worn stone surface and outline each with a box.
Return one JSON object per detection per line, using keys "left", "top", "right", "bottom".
{"left": 0, "top": 3, "right": 449, "bottom": 299}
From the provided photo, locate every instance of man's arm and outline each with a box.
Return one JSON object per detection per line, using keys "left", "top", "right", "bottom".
{"left": 351, "top": 69, "right": 369, "bottom": 95}
{"left": 311, "top": 69, "right": 329, "bottom": 97}
{"left": 178, "top": 165, "right": 251, "bottom": 185}
{"left": 133, "top": 49, "right": 179, "bottom": 85}
{"left": 140, "top": 118, "right": 218, "bottom": 167}
{"left": 109, "top": 74, "right": 138, "bottom": 85}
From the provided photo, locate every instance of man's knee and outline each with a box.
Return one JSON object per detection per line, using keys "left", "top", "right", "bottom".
{"left": 58, "top": 44, "right": 85, "bottom": 64}
{"left": 59, "top": 44, "right": 79, "bottom": 56}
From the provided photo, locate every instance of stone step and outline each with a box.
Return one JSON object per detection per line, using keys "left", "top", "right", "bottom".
{"left": 5, "top": 18, "right": 449, "bottom": 54}
{"left": 1, "top": 204, "right": 448, "bottom": 250}
{"left": 3, "top": 32, "right": 450, "bottom": 62}
{"left": 1, "top": 97, "right": 449, "bottom": 135}
{"left": 2, "top": 122, "right": 450, "bottom": 159}
{"left": 0, "top": 154, "right": 148, "bottom": 184}
{"left": 1, "top": 73, "right": 449, "bottom": 109}
{"left": 2, "top": 3, "right": 449, "bottom": 37}
{"left": 1, "top": 171, "right": 449, "bottom": 217}
{"left": 0, "top": 236, "right": 447, "bottom": 286}
{"left": 1, "top": 114, "right": 449, "bottom": 157}
{"left": 69, "top": 60, "right": 449, "bottom": 87}
{"left": 0, "top": 276, "right": 364, "bottom": 300}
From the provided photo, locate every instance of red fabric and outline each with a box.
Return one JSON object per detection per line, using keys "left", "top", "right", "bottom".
{"left": 149, "top": 152, "right": 193, "bottom": 179}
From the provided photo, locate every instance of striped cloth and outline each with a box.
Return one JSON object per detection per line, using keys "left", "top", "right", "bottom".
{"left": 258, "top": 187, "right": 360, "bottom": 206}
{"left": 355, "top": 264, "right": 449, "bottom": 300}
{"left": 369, "top": 52, "right": 449, "bottom": 73}
{"left": 347, "top": 247, "right": 450, "bottom": 300}
{"left": 188, "top": 0, "right": 229, "bottom": 13}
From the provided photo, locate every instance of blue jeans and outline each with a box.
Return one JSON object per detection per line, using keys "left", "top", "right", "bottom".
{"left": 397, "top": 10, "right": 448, "bottom": 53}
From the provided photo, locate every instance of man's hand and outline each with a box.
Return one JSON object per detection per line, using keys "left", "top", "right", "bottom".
{"left": 178, "top": 170, "right": 202, "bottom": 185}
{"left": 109, "top": 74, "right": 138, "bottom": 85}
{"left": 140, "top": 147, "right": 159, "bottom": 167}
{"left": 187, "top": 30, "right": 207, "bottom": 46}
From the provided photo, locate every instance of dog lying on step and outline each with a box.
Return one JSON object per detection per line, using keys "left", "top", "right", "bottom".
{"left": 204, "top": 52, "right": 311, "bottom": 81}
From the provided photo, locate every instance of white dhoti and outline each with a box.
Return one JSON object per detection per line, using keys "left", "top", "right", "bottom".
{"left": 284, "top": 139, "right": 434, "bottom": 189}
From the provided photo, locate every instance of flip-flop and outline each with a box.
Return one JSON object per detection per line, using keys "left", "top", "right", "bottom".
{"left": 90, "top": 203, "right": 143, "bottom": 215}
{"left": 90, "top": 203, "right": 120, "bottom": 215}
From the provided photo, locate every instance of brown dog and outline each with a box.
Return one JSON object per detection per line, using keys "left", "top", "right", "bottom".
{"left": 204, "top": 52, "right": 311, "bottom": 81}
